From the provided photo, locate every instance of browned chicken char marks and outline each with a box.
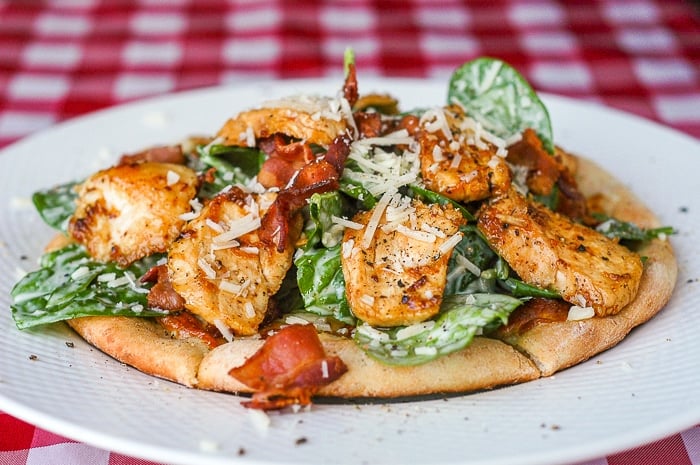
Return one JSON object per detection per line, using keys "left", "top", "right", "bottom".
{"left": 341, "top": 195, "right": 465, "bottom": 327}
{"left": 68, "top": 161, "right": 199, "bottom": 267}
{"left": 477, "top": 188, "right": 643, "bottom": 316}
{"left": 216, "top": 99, "right": 348, "bottom": 149}
{"left": 167, "top": 187, "right": 302, "bottom": 336}
{"left": 418, "top": 105, "right": 511, "bottom": 203}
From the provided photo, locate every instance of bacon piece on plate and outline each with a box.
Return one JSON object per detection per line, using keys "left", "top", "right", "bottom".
{"left": 229, "top": 324, "right": 348, "bottom": 410}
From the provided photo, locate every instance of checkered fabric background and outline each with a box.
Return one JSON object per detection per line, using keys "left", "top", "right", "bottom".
{"left": 1, "top": 1, "right": 699, "bottom": 464}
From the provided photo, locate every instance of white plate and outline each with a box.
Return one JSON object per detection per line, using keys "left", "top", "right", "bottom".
{"left": 1, "top": 78, "right": 699, "bottom": 465}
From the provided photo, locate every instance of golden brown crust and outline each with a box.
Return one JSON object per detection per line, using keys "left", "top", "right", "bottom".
{"left": 65, "top": 155, "right": 677, "bottom": 397}
{"left": 492, "top": 157, "right": 677, "bottom": 375}
{"left": 67, "top": 316, "right": 210, "bottom": 387}
{"left": 196, "top": 335, "right": 539, "bottom": 397}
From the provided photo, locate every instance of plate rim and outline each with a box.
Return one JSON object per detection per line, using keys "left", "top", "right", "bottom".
{"left": 1, "top": 77, "right": 698, "bottom": 465}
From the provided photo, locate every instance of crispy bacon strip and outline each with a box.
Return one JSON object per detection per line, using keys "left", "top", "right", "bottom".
{"left": 257, "top": 135, "right": 316, "bottom": 188}
{"left": 343, "top": 62, "right": 359, "bottom": 109}
{"left": 158, "top": 312, "right": 226, "bottom": 349}
{"left": 142, "top": 267, "right": 225, "bottom": 349}
{"left": 229, "top": 324, "right": 348, "bottom": 410}
{"left": 507, "top": 129, "right": 560, "bottom": 196}
{"left": 261, "top": 135, "right": 352, "bottom": 251}
{"left": 141, "top": 264, "right": 186, "bottom": 312}
{"left": 507, "top": 129, "right": 587, "bottom": 220}
{"left": 119, "top": 145, "right": 185, "bottom": 165}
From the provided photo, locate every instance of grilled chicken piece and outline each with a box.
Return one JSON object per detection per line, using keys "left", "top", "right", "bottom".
{"left": 68, "top": 162, "right": 198, "bottom": 266}
{"left": 167, "top": 187, "right": 302, "bottom": 336}
{"left": 477, "top": 189, "right": 643, "bottom": 316}
{"left": 418, "top": 105, "right": 511, "bottom": 203}
{"left": 216, "top": 97, "right": 348, "bottom": 148}
{"left": 341, "top": 195, "right": 465, "bottom": 327}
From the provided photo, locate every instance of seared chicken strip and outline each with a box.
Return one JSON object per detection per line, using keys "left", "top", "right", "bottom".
{"left": 167, "top": 187, "right": 302, "bottom": 336}
{"left": 419, "top": 105, "right": 511, "bottom": 203}
{"left": 216, "top": 96, "right": 349, "bottom": 148}
{"left": 342, "top": 194, "right": 465, "bottom": 327}
{"left": 477, "top": 189, "right": 643, "bottom": 316}
{"left": 69, "top": 162, "right": 199, "bottom": 266}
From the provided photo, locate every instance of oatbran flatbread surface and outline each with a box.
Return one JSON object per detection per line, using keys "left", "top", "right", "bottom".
{"left": 65, "top": 154, "right": 677, "bottom": 398}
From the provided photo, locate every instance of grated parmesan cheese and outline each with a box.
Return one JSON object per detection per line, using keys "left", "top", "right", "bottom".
{"left": 396, "top": 320, "right": 435, "bottom": 341}
{"left": 248, "top": 408, "right": 271, "bottom": 432}
{"left": 205, "top": 218, "right": 225, "bottom": 233}
{"left": 239, "top": 246, "right": 260, "bottom": 255}
{"left": 213, "top": 319, "right": 234, "bottom": 342}
{"left": 395, "top": 224, "right": 436, "bottom": 243}
{"left": 179, "top": 198, "right": 203, "bottom": 221}
{"left": 361, "top": 189, "right": 395, "bottom": 249}
{"left": 438, "top": 232, "right": 463, "bottom": 255}
{"left": 414, "top": 346, "right": 438, "bottom": 356}
{"left": 331, "top": 215, "right": 363, "bottom": 230}
{"left": 213, "top": 214, "right": 261, "bottom": 245}
{"left": 106, "top": 276, "right": 130, "bottom": 288}
{"left": 70, "top": 266, "right": 90, "bottom": 280}
{"left": 97, "top": 272, "right": 116, "bottom": 283}
{"left": 245, "top": 125, "right": 255, "bottom": 147}
{"left": 450, "top": 153, "right": 462, "bottom": 169}
{"left": 284, "top": 315, "right": 310, "bottom": 325}
{"left": 244, "top": 302, "right": 256, "bottom": 318}
{"left": 567, "top": 305, "right": 595, "bottom": 321}
{"left": 360, "top": 294, "right": 375, "bottom": 306}
{"left": 197, "top": 257, "right": 217, "bottom": 279}
{"left": 420, "top": 223, "right": 446, "bottom": 238}
{"left": 166, "top": 170, "right": 180, "bottom": 186}
{"left": 342, "top": 239, "right": 356, "bottom": 259}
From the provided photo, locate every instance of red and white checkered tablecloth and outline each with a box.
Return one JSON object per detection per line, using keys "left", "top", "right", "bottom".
{"left": 1, "top": 1, "right": 698, "bottom": 464}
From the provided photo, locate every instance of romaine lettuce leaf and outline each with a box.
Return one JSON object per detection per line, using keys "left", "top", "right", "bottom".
{"left": 195, "top": 143, "right": 264, "bottom": 197}
{"left": 295, "top": 245, "right": 354, "bottom": 325}
{"left": 305, "top": 191, "right": 345, "bottom": 250}
{"left": 11, "top": 244, "right": 165, "bottom": 329}
{"left": 353, "top": 293, "right": 521, "bottom": 366}
{"left": 31, "top": 181, "right": 79, "bottom": 232}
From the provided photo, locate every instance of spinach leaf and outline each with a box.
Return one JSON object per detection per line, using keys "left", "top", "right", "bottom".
{"left": 445, "top": 225, "right": 497, "bottom": 295}
{"left": 344, "top": 47, "right": 355, "bottom": 77}
{"left": 499, "top": 278, "right": 560, "bottom": 298}
{"left": 353, "top": 293, "right": 521, "bottom": 366}
{"left": 274, "top": 265, "right": 305, "bottom": 313}
{"left": 531, "top": 184, "right": 559, "bottom": 211}
{"left": 305, "top": 191, "right": 345, "bottom": 250}
{"left": 593, "top": 214, "right": 675, "bottom": 242}
{"left": 196, "top": 143, "right": 265, "bottom": 197}
{"left": 485, "top": 256, "right": 560, "bottom": 298}
{"left": 32, "top": 181, "right": 79, "bottom": 232}
{"left": 339, "top": 178, "right": 377, "bottom": 210}
{"left": 295, "top": 245, "right": 355, "bottom": 325}
{"left": 406, "top": 184, "right": 475, "bottom": 221}
{"left": 11, "top": 244, "right": 165, "bottom": 329}
{"left": 448, "top": 57, "right": 554, "bottom": 154}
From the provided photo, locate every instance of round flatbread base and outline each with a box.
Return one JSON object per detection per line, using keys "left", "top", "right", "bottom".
{"left": 65, "top": 155, "right": 677, "bottom": 398}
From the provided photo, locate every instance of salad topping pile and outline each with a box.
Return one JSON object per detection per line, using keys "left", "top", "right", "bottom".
{"left": 11, "top": 55, "right": 672, "bottom": 373}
